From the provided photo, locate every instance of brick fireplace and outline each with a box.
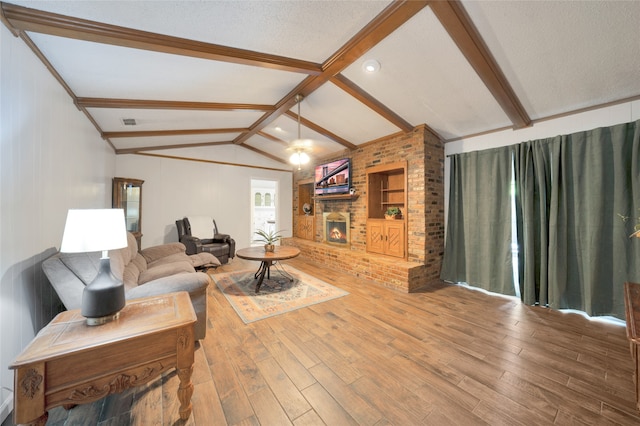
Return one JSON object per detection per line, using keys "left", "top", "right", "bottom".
{"left": 288, "top": 125, "right": 445, "bottom": 292}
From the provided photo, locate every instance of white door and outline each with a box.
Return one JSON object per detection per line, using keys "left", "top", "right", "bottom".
{"left": 250, "top": 179, "right": 277, "bottom": 246}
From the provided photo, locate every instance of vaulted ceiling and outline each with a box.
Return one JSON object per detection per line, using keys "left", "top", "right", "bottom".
{"left": 3, "top": 0, "right": 639, "bottom": 169}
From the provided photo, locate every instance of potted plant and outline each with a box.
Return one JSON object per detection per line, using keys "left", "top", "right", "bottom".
{"left": 385, "top": 206, "right": 401, "bottom": 220}
{"left": 254, "top": 229, "right": 284, "bottom": 252}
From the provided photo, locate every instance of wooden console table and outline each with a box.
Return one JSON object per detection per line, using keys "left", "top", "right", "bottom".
{"left": 624, "top": 281, "right": 640, "bottom": 411}
{"left": 10, "top": 292, "right": 196, "bottom": 425}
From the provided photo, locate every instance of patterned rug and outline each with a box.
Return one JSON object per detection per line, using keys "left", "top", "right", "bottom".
{"left": 211, "top": 265, "right": 349, "bottom": 323}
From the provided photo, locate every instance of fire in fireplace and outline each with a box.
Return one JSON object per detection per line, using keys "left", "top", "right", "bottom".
{"left": 323, "top": 212, "right": 350, "bottom": 246}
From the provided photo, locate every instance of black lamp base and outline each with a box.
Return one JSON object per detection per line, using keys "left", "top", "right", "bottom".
{"left": 85, "top": 311, "right": 121, "bottom": 326}
{"left": 81, "top": 257, "right": 125, "bottom": 326}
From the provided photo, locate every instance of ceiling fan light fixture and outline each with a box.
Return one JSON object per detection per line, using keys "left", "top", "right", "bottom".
{"left": 362, "top": 59, "right": 381, "bottom": 73}
{"left": 289, "top": 150, "right": 310, "bottom": 170}
{"left": 289, "top": 151, "right": 309, "bottom": 164}
{"left": 289, "top": 94, "right": 312, "bottom": 170}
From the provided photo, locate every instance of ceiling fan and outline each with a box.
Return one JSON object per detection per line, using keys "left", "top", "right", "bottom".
{"left": 288, "top": 94, "right": 313, "bottom": 170}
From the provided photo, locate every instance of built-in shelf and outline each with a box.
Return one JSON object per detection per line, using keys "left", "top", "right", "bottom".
{"left": 296, "top": 179, "right": 315, "bottom": 241}
{"left": 366, "top": 161, "right": 407, "bottom": 258}
{"left": 314, "top": 193, "right": 359, "bottom": 201}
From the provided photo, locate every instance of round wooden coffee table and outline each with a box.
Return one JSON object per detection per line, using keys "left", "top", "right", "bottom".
{"left": 236, "top": 246, "right": 300, "bottom": 293}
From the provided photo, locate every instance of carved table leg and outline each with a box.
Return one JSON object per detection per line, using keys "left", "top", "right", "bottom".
{"left": 176, "top": 326, "right": 195, "bottom": 421}
{"left": 177, "top": 365, "right": 194, "bottom": 420}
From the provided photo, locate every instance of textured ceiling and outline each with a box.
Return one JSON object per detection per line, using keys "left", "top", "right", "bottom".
{"left": 3, "top": 0, "right": 639, "bottom": 169}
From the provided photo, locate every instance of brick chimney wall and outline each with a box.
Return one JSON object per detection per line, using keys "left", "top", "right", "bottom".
{"left": 291, "top": 125, "right": 444, "bottom": 291}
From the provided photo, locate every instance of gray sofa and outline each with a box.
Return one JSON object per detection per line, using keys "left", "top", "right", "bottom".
{"left": 42, "top": 232, "right": 219, "bottom": 339}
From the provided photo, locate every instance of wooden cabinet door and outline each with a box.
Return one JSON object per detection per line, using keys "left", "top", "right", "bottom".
{"left": 297, "top": 216, "right": 314, "bottom": 240}
{"left": 366, "top": 221, "right": 385, "bottom": 254}
{"left": 384, "top": 221, "right": 405, "bottom": 258}
{"left": 367, "top": 220, "right": 405, "bottom": 258}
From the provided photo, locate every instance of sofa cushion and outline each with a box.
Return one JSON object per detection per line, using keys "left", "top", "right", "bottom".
{"left": 189, "top": 252, "right": 221, "bottom": 269}
{"left": 108, "top": 233, "right": 138, "bottom": 281}
{"left": 141, "top": 242, "right": 187, "bottom": 264}
{"left": 131, "top": 253, "right": 148, "bottom": 273}
{"left": 59, "top": 252, "right": 100, "bottom": 285}
{"left": 146, "top": 252, "right": 192, "bottom": 270}
{"left": 109, "top": 248, "right": 126, "bottom": 282}
{"left": 122, "top": 262, "right": 141, "bottom": 290}
{"left": 138, "top": 260, "right": 195, "bottom": 285}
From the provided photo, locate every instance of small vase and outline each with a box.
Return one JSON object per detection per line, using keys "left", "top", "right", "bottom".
{"left": 264, "top": 244, "right": 275, "bottom": 252}
{"left": 385, "top": 214, "right": 397, "bottom": 220}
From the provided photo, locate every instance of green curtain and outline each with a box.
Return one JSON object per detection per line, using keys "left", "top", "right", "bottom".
{"left": 513, "top": 138, "right": 558, "bottom": 305}
{"left": 441, "top": 147, "right": 515, "bottom": 295}
{"left": 515, "top": 120, "right": 640, "bottom": 318}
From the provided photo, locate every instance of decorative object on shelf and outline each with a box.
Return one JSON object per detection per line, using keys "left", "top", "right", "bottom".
{"left": 303, "top": 203, "right": 312, "bottom": 215}
{"left": 60, "top": 208, "right": 128, "bottom": 325}
{"left": 349, "top": 187, "right": 357, "bottom": 195}
{"left": 385, "top": 206, "right": 402, "bottom": 220}
{"left": 288, "top": 94, "right": 312, "bottom": 170}
{"left": 254, "top": 228, "right": 284, "bottom": 252}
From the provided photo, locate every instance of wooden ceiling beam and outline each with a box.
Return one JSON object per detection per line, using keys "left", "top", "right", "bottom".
{"left": 115, "top": 141, "right": 231, "bottom": 155}
{"left": 257, "top": 131, "right": 288, "bottom": 147}
{"left": 430, "top": 1, "right": 531, "bottom": 129}
{"left": 233, "top": 0, "right": 429, "bottom": 146}
{"left": 239, "top": 144, "right": 289, "bottom": 165}
{"left": 103, "top": 128, "right": 248, "bottom": 138}
{"left": 78, "top": 98, "right": 274, "bottom": 111}
{"left": 322, "top": 0, "right": 429, "bottom": 75}
{"left": 330, "top": 74, "right": 414, "bottom": 133}
{"left": 0, "top": 2, "right": 322, "bottom": 75}
{"left": 135, "top": 152, "right": 291, "bottom": 172}
{"left": 284, "top": 111, "right": 357, "bottom": 150}
{"left": 2, "top": 0, "right": 429, "bottom": 162}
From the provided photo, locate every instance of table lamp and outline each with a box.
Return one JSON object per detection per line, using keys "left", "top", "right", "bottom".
{"left": 60, "top": 208, "right": 128, "bottom": 325}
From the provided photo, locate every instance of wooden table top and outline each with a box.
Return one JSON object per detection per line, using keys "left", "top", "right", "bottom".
{"left": 236, "top": 246, "right": 300, "bottom": 262}
{"left": 10, "top": 292, "right": 196, "bottom": 368}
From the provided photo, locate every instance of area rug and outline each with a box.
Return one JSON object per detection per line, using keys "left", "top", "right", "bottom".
{"left": 211, "top": 266, "right": 349, "bottom": 323}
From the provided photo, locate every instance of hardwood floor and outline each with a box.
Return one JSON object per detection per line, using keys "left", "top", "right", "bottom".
{"left": 40, "top": 257, "right": 639, "bottom": 425}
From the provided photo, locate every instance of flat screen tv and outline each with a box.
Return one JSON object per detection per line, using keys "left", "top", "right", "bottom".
{"left": 314, "top": 158, "right": 351, "bottom": 196}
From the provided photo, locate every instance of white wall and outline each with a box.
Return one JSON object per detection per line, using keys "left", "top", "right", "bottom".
{"left": 443, "top": 100, "right": 640, "bottom": 223}
{"left": 0, "top": 26, "right": 116, "bottom": 422}
{"left": 115, "top": 149, "right": 293, "bottom": 250}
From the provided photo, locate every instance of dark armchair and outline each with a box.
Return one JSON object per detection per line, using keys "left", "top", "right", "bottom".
{"left": 176, "top": 216, "right": 236, "bottom": 264}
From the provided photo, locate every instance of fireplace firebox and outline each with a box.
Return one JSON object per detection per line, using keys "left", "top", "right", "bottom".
{"left": 323, "top": 212, "right": 350, "bottom": 246}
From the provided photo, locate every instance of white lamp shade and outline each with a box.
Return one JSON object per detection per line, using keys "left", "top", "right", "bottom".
{"left": 60, "top": 209, "right": 128, "bottom": 253}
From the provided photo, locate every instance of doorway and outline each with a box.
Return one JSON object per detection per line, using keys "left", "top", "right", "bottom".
{"left": 250, "top": 179, "right": 277, "bottom": 246}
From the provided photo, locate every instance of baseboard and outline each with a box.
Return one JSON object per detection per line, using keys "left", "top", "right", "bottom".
{"left": 0, "top": 391, "right": 13, "bottom": 425}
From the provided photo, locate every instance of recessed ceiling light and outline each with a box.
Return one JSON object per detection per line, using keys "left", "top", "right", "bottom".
{"left": 362, "top": 59, "right": 381, "bottom": 73}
